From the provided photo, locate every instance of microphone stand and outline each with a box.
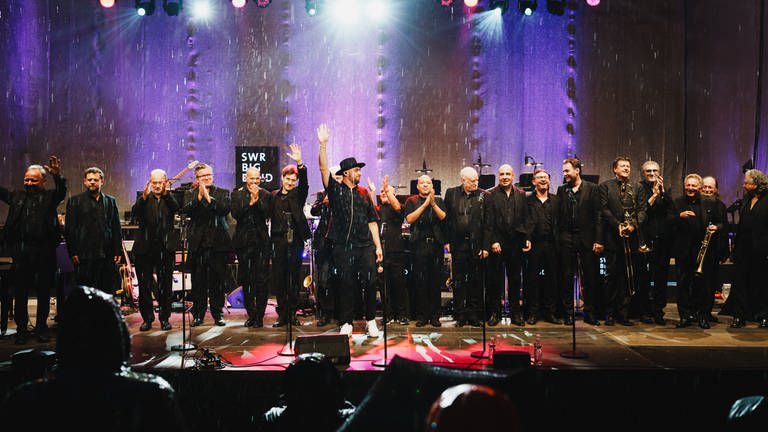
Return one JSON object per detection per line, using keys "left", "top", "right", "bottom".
{"left": 561, "top": 254, "right": 588, "bottom": 359}
{"left": 278, "top": 226, "right": 296, "bottom": 357}
{"left": 373, "top": 225, "right": 388, "bottom": 367}
{"left": 471, "top": 257, "right": 490, "bottom": 359}
{"left": 172, "top": 216, "right": 196, "bottom": 352}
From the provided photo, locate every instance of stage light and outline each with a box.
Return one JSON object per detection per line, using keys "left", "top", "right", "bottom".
{"left": 490, "top": 0, "right": 509, "bottom": 14}
{"left": 162, "top": 0, "right": 182, "bottom": 15}
{"left": 256, "top": 0, "right": 272, "bottom": 7}
{"left": 365, "top": 0, "right": 389, "bottom": 22}
{"left": 100, "top": 0, "right": 116, "bottom": 7}
{"left": 232, "top": 0, "right": 247, "bottom": 7}
{"left": 135, "top": 0, "right": 156, "bottom": 16}
{"left": 438, "top": 0, "right": 453, "bottom": 6}
{"left": 464, "top": 0, "right": 478, "bottom": 7}
{"left": 518, "top": 0, "right": 537, "bottom": 15}
{"left": 586, "top": 0, "right": 600, "bottom": 6}
{"left": 546, "top": 0, "right": 565, "bottom": 15}
{"left": 305, "top": 0, "right": 317, "bottom": 16}
{"left": 190, "top": 0, "right": 212, "bottom": 19}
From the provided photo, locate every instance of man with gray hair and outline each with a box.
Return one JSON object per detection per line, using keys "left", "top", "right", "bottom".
{"left": 0, "top": 156, "right": 67, "bottom": 344}
{"left": 443, "top": 166, "right": 491, "bottom": 327}
{"left": 131, "top": 169, "right": 180, "bottom": 331}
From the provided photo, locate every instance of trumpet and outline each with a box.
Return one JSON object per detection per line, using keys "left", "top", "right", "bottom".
{"left": 695, "top": 228, "right": 715, "bottom": 276}
{"left": 619, "top": 213, "right": 636, "bottom": 296}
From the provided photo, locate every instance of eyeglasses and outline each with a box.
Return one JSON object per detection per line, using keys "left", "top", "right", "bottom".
{"left": 196, "top": 174, "right": 212, "bottom": 179}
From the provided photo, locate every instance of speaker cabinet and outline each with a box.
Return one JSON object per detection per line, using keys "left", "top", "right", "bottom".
{"left": 294, "top": 334, "right": 351, "bottom": 365}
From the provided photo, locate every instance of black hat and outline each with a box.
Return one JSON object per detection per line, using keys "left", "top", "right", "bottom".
{"left": 336, "top": 157, "right": 366, "bottom": 175}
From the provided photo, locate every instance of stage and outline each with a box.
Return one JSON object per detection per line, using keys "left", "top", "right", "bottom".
{"left": 2, "top": 297, "right": 768, "bottom": 430}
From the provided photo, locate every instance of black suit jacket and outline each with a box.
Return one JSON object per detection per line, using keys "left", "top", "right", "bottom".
{"left": 230, "top": 187, "right": 272, "bottom": 250}
{"left": 131, "top": 193, "right": 180, "bottom": 255}
{"left": 733, "top": 192, "right": 768, "bottom": 262}
{"left": 182, "top": 185, "right": 232, "bottom": 253}
{"left": 0, "top": 173, "right": 67, "bottom": 254}
{"left": 670, "top": 195, "right": 723, "bottom": 261}
{"left": 487, "top": 185, "right": 529, "bottom": 247}
{"left": 270, "top": 165, "right": 311, "bottom": 243}
{"left": 65, "top": 191, "right": 123, "bottom": 260}
{"left": 443, "top": 186, "right": 492, "bottom": 254}
{"left": 555, "top": 179, "right": 603, "bottom": 249}
{"left": 599, "top": 179, "right": 648, "bottom": 252}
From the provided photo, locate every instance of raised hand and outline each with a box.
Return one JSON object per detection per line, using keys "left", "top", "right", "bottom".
{"left": 45, "top": 155, "right": 61, "bottom": 176}
{"left": 142, "top": 180, "right": 151, "bottom": 200}
{"left": 382, "top": 175, "right": 390, "bottom": 191}
{"left": 367, "top": 177, "right": 376, "bottom": 193}
{"left": 287, "top": 143, "right": 302, "bottom": 165}
{"left": 317, "top": 123, "right": 330, "bottom": 144}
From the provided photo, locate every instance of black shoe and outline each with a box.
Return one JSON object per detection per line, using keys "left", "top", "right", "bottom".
{"left": 699, "top": 318, "right": 711, "bottom": 329}
{"left": 214, "top": 318, "right": 226, "bottom": 327}
{"left": 399, "top": 317, "right": 410, "bottom": 325}
{"left": 140, "top": 322, "right": 152, "bottom": 332}
{"left": 513, "top": 314, "right": 526, "bottom": 327}
{"left": 730, "top": 317, "right": 744, "bottom": 328}
{"left": 316, "top": 317, "right": 330, "bottom": 327}
{"left": 584, "top": 314, "right": 600, "bottom": 326}
{"left": 455, "top": 319, "right": 466, "bottom": 327}
{"left": 253, "top": 319, "right": 263, "bottom": 328}
{"left": 760, "top": 318, "right": 768, "bottom": 328}
{"left": 545, "top": 314, "right": 562, "bottom": 325}
{"left": 653, "top": 315, "right": 666, "bottom": 326}
{"left": 244, "top": 318, "right": 255, "bottom": 327}
{"left": 604, "top": 315, "right": 616, "bottom": 326}
{"left": 527, "top": 315, "right": 538, "bottom": 325}
{"left": 468, "top": 320, "right": 482, "bottom": 327}
{"left": 415, "top": 320, "right": 428, "bottom": 327}
{"left": 430, "top": 318, "right": 442, "bottom": 327}
{"left": 618, "top": 319, "right": 634, "bottom": 327}
{"left": 707, "top": 314, "right": 720, "bottom": 323}
{"left": 563, "top": 315, "right": 574, "bottom": 325}
{"left": 160, "top": 321, "right": 172, "bottom": 331}
{"left": 273, "top": 320, "right": 286, "bottom": 328}
{"left": 641, "top": 315, "right": 654, "bottom": 324}
{"left": 14, "top": 332, "right": 28, "bottom": 345}
{"left": 487, "top": 314, "right": 500, "bottom": 327}
{"left": 676, "top": 318, "right": 692, "bottom": 328}
{"left": 191, "top": 318, "right": 204, "bottom": 327}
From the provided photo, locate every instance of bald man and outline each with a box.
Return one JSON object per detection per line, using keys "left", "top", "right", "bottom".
{"left": 132, "top": 169, "right": 180, "bottom": 331}
{"left": 486, "top": 164, "right": 530, "bottom": 326}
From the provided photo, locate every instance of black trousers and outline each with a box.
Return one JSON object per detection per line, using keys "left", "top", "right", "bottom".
{"left": 451, "top": 247, "right": 484, "bottom": 322}
{"left": 313, "top": 243, "right": 337, "bottom": 320}
{"left": 525, "top": 239, "right": 558, "bottom": 318}
{"left": 271, "top": 236, "right": 304, "bottom": 321}
{"left": 604, "top": 247, "right": 634, "bottom": 320}
{"left": 410, "top": 241, "right": 443, "bottom": 321}
{"left": 237, "top": 245, "right": 270, "bottom": 321}
{"left": 333, "top": 244, "right": 376, "bottom": 325}
{"left": 12, "top": 249, "right": 56, "bottom": 333}
{"left": 382, "top": 251, "right": 409, "bottom": 320}
{"left": 76, "top": 257, "right": 118, "bottom": 294}
{"left": 487, "top": 246, "right": 524, "bottom": 317}
{"left": 189, "top": 248, "right": 227, "bottom": 320}
{"left": 558, "top": 233, "right": 602, "bottom": 316}
{"left": 636, "top": 237, "right": 671, "bottom": 318}
{"left": 676, "top": 253, "right": 713, "bottom": 319}
{"left": 134, "top": 243, "right": 174, "bottom": 323}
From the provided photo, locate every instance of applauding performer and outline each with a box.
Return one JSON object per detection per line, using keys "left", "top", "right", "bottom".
{"left": 132, "top": 169, "right": 180, "bottom": 332}
{"left": 231, "top": 167, "right": 272, "bottom": 328}
{"left": 183, "top": 164, "right": 232, "bottom": 327}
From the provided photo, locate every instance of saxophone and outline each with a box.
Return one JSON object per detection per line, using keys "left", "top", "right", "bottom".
{"left": 695, "top": 228, "right": 714, "bottom": 276}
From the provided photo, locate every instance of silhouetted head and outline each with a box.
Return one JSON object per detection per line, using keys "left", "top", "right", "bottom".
{"left": 284, "top": 353, "right": 342, "bottom": 410}
{"left": 426, "top": 384, "right": 522, "bottom": 432}
{"left": 56, "top": 286, "right": 131, "bottom": 373}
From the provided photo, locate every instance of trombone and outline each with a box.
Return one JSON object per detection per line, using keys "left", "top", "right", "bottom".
{"left": 619, "top": 212, "right": 636, "bottom": 296}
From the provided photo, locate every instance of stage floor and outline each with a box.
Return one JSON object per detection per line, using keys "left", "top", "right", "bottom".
{"left": 2, "top": 298, "right": 767, "bottom": 372}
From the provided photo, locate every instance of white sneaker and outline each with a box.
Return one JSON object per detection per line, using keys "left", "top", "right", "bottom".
{"left": 366, "top": 319, "right": 380, "bottom": 338}
{"left": 340, "top": 323, "right": 353, "bottom": 336}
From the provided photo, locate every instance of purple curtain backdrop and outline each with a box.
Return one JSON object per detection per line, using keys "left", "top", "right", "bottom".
{"left": 0, "top": 0, "right": 765, "bottom": 223}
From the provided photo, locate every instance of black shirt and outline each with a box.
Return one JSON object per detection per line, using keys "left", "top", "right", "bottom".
{"left": 562, "top": 185, "right": 582, "bottom": 233}
{"left": 528, "top": 194, "right": 555, "bottom": 239}
{"left": 378, "top": 203, "right": 405, "bottom": 253}
{"left": 325, "top": 173, "right": 378, "bottom": 248}
{"left": 454, "top": 190, "right": 479, "bottom": 238}
{"left": 403, "top": 195, "right": 445, "bottom": 244}
{"left": 271, "top": 192, "right": 292, "bottom": 235}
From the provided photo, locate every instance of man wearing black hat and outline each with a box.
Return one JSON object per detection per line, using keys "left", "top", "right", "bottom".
{"left": 316, "top": 124, "right": 383, "bottom": 337}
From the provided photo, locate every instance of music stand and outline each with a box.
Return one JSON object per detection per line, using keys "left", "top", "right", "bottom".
{"left": 172, "top": 215, "right": 196, "bottom": 352}
{"left": 560, "top": 255, "right": 588, "bottom": 359}
{"left": 471, "top": 260, "right": 490, "bottom": 359}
